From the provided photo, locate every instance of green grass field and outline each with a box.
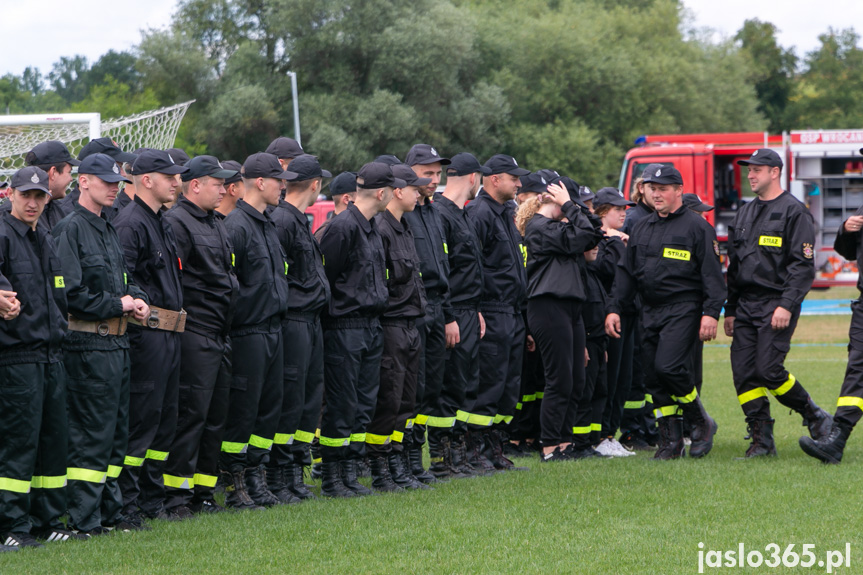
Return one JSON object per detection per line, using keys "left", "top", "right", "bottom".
{"left": 5, "top": 311, "right": 862, "bottom": 574}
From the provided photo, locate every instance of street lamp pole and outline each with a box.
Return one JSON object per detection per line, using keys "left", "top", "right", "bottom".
{"left": 287, "top": 71, "right": 301, "bottom": 146}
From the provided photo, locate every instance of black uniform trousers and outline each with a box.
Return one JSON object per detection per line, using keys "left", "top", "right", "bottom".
{"left": 414, "top": 297, "right": 448, "bottom": 445}
{"left": 367, "top": 320, "right": 420, "bottom": 456}
{"left": 163, "top": 330, "right": 231, "bottom": 510}
{"left": 572, "top": 337, "right": 608, "bottom": 449}
{"left": 447, "top": 308, "right": 483, "bottom": 434}
{"left": 836, "top": 299, "right": 863, "bottom": 427}
{"left": 0, "top": 361, "right": 66, "bottom": 535}
{"left": 641, "top": 301, "right": 701, "bottom": 418}
{"left": 511, "top": 325, "right": 544, "bottom": 442}
{"left": 270, "top": 313, "right": 324, "bottom": 468}
{"left": 320, "top": 319, "right": 383, "bottom": 462}
{"left": 618, "top": 313, "right": 655, "bottom": 439}
{"left": 528, "top": 297, "right": 585, "bottom": 446}
{"left": 475, "top": 307, "right": 526, "bottom": 429}
{"left": 219, "top": 323, "right": 283, "bottom": 472}
{"left": 119, "top": 328, "right": 180, "bottom": 516}
{"left": 731, "top": 298, "right": 810, "bottom": 421}
{"left": 65, "top": 348, "right": 130, "bottom": 532}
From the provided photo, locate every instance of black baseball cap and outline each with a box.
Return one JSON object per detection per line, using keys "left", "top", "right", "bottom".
{"left": 642, "top": 165, "right": 683, "bottom": 185}
{"left": 78, "top": 153, "right": 132, "bottom": 183}
{"left": 579, "top": 185, "right": 596, "bottom": 202}
{"left": 518, "top": 172, "right": 552, "bottom": 194}
{"left": 265, "top": 137, "right": 304, "bottom": 160}
{"left": 357, "top": 162, "right": 407, "bottom": 190}
{"left": 25, "top": 141, "right": 80, "bottom": 167}
{"left": 484, "top": 154, "right": 530, "bottom": 176}
{"left": 447, "top": 152, "right": 490, "bottom": 176}
{"left": 536, "top": 169, "right": 562, "bottom": 185}
{"left": 0, "top": 181, "right": 8, "bottom": 189}
{"left": 682, "top": 193, "right": 714, "bottom": 212}
{"left": 221, "top": 160, "right": 243, "bottom": 184}
{"left": 11, "top": 166, "right": 51, "bottom": 196}
{"left": 329, "top": 172, "right": 357, "bottom": 197}
{"left": 242, "top": 152, "right": 298, "bottom": 180}
{"left": 737, "top": 148, "right": 783, "bottom": 169}
{"left": 182, "top": 155, "right": 237, "bottom": 182}
{"left": 131, "top": 150, "right": 190, "bottom": 176}
{"left": 374, "top": 154, "right": 402, "bottom": 166}
{"left": 392, "top": 164, "right": 432, "bottom": 188}
{"left": 286, "top": 155, "right": 332, "bottom": 181}
{"left": 165, "top": 148, "right": 191, "bottom": 166}
{"left": 78, "top": 137, "right": 137, "bottom": 163}
{"left": 405, "top": 144, "right": 451, "bottom": 166}
{"left": 594, "top": 187, "right": 635, "bottom": 208}
{"left": 559, "top": 176, "right": 585, "bottom": 204}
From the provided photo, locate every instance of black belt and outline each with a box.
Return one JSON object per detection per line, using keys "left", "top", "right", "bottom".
{"left": 284, "top": 310, "right": 320, "bottom": 322}
{"left": 380, "top": 318, "right": 416, "bottom": 329}
{"left": 322, "top": 317, "right": 380, "bottom": 329}
{"left": 231, "top": 315, "right": 282, "bottom": 336}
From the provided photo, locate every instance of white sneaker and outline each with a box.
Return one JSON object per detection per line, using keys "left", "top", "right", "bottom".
{"left": 608, "top": 438, "right": 636, "bottom": 457}
{"left": 593, "top": 438, "right": 617, "bottom": 456}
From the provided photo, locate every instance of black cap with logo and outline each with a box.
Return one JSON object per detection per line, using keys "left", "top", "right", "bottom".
{"left": 131, "top": 150, "right": 190, "bottom": 176}
{"left": 265, "top": 137, "right": 304, "bottom": 160}
{"left": 329, "top": 172, "right": 357, "bottom": 197}
{"left": 405, "top": 144, "right": 451, "bottom": 167}
{"left": 165, "top": 148, "right": 191, "bottom": 166}
{"left": 11, "top": 166, "right": 51, "bottom": 196}
{"left": 182, "top": 155, "right": 238, "bottom": 182}
{"left": 78, "top": 137, "right": 137, "bottom": 163}
{"left": 221, "top": 160, "right": 243, "bottom": 184}
{"left": 642, "top": 165, "right": 683, "bottom": 185}
{"left": 484, "top": 154, "right": 530, "bottom": 176}
{"left": 518, "top": 172, "right": 552, "bottom": 194}
{"left": 78, "top": 153, "right": 132, "bottom": 183}
{"left": 242, "top": 153, "right": 298, "bottom": 180}
{"left": 286, "top": 155, "right": 332, "bottom": 181}
{"left": 447, "top": 152, "right": 491, "bottom": 176}
{"left": 374, "top": 154, "right": 402, "bottom": 166}
{"left": 357, "top": 162, "right": 407, "bottom": 190}
{"left": 594, "top": 187, "right": 635, "bottom": 208}
{"left": 737, "top": 148, "right": 783, "bottom": 169}
{"left": 682, "top": 193, "right": 714, "bottom": 212}
{"left": 25, "top": 141, "right": 80, "bottom": 167}
{"left": 392, "top": 164, "right": 432, "bottom": 188}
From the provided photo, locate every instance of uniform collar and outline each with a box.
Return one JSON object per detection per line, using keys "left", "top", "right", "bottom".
{"left": 650, "top": 204, "right": 688, "bottom": 221}
{"left": 74, "top": 202, "right": 109, "bottom": 232}
{"left": 2, "top": 210, "right": 35, "bottom": 238}
{"left": 278, "top": 199, "right": 308, "bottom": 225}
{"left": 237, "top": 199, "right": 270, "bottom": 223}
{"left": 178, "top": 195, "right": 211, "bottom": 220}
{"left": 381, "top": 209, "right": 406, "bottom": 233}
{"left": 476, "top": 188, "right": 506, "bottom": 215}
{"left": 133, "top": 195, "right": 163, "bottom": 220}
{"left": 347, "top": 202, "right": 373, "bottom": 235}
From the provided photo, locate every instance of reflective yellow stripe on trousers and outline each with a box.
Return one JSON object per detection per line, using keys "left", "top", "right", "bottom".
{"left": 769, "top": 375, "right": 796, "bottom": 396}
{"left": 30, "top": 475, "right": 66, "bottom": 489}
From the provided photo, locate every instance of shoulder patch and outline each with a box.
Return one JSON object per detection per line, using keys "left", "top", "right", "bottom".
{"left": 713, "top": 240, "right": 720, "bottom": 257}
{"left": 803, "top": 243, "right": 814, "bottom": 259}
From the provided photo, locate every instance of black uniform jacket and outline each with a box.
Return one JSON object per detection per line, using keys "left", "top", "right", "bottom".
{"left": 403, "top": 199, "right": 450, "bottom": 303}
{"left": 164, "top": 196, "right": 238, "bottom": 337}
{"left": 223, "top": 200, "right": 289, "bottom": 330}
{"left": 835, "top": 206, "right": 863, "bottom": 294}
{"left": 433, "top": 194, "right": 483, "bottom": 320}
{"left": 0, "top": 212, "right": 67, "bottom": 364}
{"left": 375, "top": 210, "right": 427, "bottom": 320}
{"left": 318, "top": 203, "right": 388, "bottom": 319}
{"left": 270, "top": 200, "right": 330, "bottom": 316}
{"left": 524, "top": 201, "right": 601, "bottom": 301}
{"left": 725, "top": 191, "right": 815, "bottom": 316}
{"left": 465, "top": 189, "right": 528, "bottom": 312}
{"left": 610, "top": 205, "right": 726, "bottom": 319}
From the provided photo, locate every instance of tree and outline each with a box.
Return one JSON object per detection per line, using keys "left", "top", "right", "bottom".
{"left": 48, "top": 55, "right": 90, "bottom": 103}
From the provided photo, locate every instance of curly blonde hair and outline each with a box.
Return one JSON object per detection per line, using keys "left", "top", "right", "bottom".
{"left": 515, "top": 195, "right": 554, "bottom": 236}
{"left": 631, "top": 177, "right": 645, "bottom": 204}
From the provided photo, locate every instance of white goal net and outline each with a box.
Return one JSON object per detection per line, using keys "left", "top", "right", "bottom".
{"left": 0, "top": 100, "right": 194, "bottom": 182}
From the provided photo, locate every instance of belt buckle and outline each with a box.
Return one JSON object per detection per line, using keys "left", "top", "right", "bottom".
{"left": 97, "top": 321, "right": 110, "bottom": 337}
{"left": 147, "top": 310, "right": 160, "bottom": 329}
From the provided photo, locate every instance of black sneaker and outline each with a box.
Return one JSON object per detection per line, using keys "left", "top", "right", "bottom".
{"left": 165, "top": 506, "right": 195, "bottom": 521}
{"left": 619, "top": 431, "right": 654, "bottom": 452}
{"left": 33, "top": 528, "right": 90, "bottom": 542}
{"left": 0, "top": 544, "right": 19, "bottom": 552}
{"left": 3, "top": 532, "right": 44, "bottom": 549}
{"left": 540, "top": 448, "right": 569, "bottom": 462}
{"left": 114, "top": 512, "right": 151, "bottom": 532}
{"left": 82, "top": 526, "right": 113, "bottom": 537}
{"left": 189, "top": 498, "right": 226, "bottom": 514}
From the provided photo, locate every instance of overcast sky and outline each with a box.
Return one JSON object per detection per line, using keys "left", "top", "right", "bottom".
{"left": 1, "top": 0, "right": 861, "bottom": 77}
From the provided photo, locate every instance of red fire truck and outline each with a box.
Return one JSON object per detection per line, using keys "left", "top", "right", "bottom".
{"left": 619, "top": 130, "right": 863, "bottom": 286}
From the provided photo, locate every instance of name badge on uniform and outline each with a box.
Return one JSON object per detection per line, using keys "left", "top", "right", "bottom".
{"left": 662, "top": 248, "right": 691, "bottom": 261}
{"left": 758, "top": 235, "right": 782, "bottom": 247}
{"left": 54, "top": 276, "right": 65, "bottom": 288}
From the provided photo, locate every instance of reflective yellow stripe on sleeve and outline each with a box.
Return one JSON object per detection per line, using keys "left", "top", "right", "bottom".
{"left": 30, "top": 475, "right": 66, "bottom": 489}
{"left": 0, "top": 477, "right": 32, "bottom": 494}
{"left": 769, "top": 374, "right": 796, "bottom": 397}
{"left": 738, "top": 387, "right": 768, "bottom": 405}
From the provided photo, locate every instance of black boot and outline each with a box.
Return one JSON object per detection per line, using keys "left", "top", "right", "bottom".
{"left": 680, "top": 398, "right": 718, "bottom": 458}
{"left": 466, "top": 430, "right": 497, "bottom": 474}
{"left": 369, "top": 455, "right": 403, "bottom": 493}
{"left": 265, "top": 465, "right": 301, "bottom": 504}
{"left": 744, "top": 418, "right": 777, "bottom": 457}
{"left": 800, "top": 397, "right": 834, "bottom": 441}
{"left": 289, "top": 463, "right": 316, "bottom": 500}
{"left": 388, "top": 452, "right": 430, "bottom": 490}
{"left": 429, "top": 435, "right": 470, "bottom": 479}
{"left": 320, "top": 460, "right": 355, "bottom": 498}
{"left": 653, "top": 416, "right": 685, "bottom": 460}
{"left": 340, "top": 459, "right": 373, "bottom": 496}
{"left": 222, "top": 469, "right": 264, "bottom": 511}
{"left": 245, "top": 466, "right": 281, "bottom": 507}
{"left": 407, "top": 445, "right": 438, "bottom": 484}
{"left": 485, "top": 430, "right": 529, "bottom": 471}
{"left": 800, "top": 421, "right": 852, "bottom": 464}
{"left": 310, "top": 440, "right": 322, "bottom": 480}
{"left": 450, "top": 434, "right": 479, "bottom": 477}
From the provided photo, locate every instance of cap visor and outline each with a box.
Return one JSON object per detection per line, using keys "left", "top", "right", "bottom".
{"left": 392, "top": 177, "right": 408, "bottom": 189}
{"left": 413, "top": 177, "right": 432, "bottom": 186}
{"left": 16, "top": 183, "right": 51, "bottom": 195}
{"left": 320, "top": 169, "right": 333, "bottom": 178}
{"left": 210, "top": 169, "right": 239, "bottom": 180}
{"left": 506, "top": 167, "right": 531, "bottom": 177}
{"left": 415, "top": 158, "right": 452, "bottom": 166}
{"left": 275, "top": 170, "right": 300, "bottom": 181}
{"left": 114, "top": 151, "right": 138, "bottom": 163}
{"left": 67, "top": 158, "right": 82, "bottom": 166}
{"left": 96, "top": 173, "right": 133, "bottom": 184}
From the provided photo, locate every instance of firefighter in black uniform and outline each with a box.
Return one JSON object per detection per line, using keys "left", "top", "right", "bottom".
{"left": 52, "top": 153, "right": 150, "bottom": 535}
{"left": 725, "top": 148, "right": 832, "bottom": 457}
{"left": 219, "top": 153, "right": 293, "bottom": 508}
{"left": 314, "top": 171, "right": 356, "bottom": 242}
{"left": 57, "top": 139, "right": 138, "bottom": 218}
{"left": 0, "top": 167, "right": 83, "bottom": 548}
{"left": 434, "top": 153, "right": 492, "bottom": 475}
{"left": 465, "top": 154, "right": 530, "bottom": 470}
{"left": 266, "top": 155, "right": 332, "bottom": 502}
{"left": 403, "top": 144, "right": 452, "bottom": 483}
{"left": 366, "top": 165, "right": 430, "bottom": 492}
{"left": 0, "top": 141, "right": 80, "bottom": 231}
{"left": 606, "top": 165, "right": 725, "bottom": 460}
{"left": 801, "top": 154, "right": 863, "bottom": 463}
{"left": 317, "top": 162, "right": 397, "bottom": 497}
{"left": 113, "top": 150, "right": 188, "bottom": 522}
{"left": 162, "top": 156, "right": 239, "bottom": 514}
